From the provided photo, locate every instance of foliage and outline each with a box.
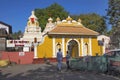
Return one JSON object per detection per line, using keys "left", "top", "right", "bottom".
{"left": 35, "top": 3, "right": 69, "bottom": 31}
{"left": 107, "top": 0, "right": 120, "bottom": 28}
{"left": 106, "top": 0, "right": 120, "bottom": 48}
{"left": 11, "top": 30, "right": 23, "bottom": 39}
{"left": 34, "top": 3, "right": 107, "bottom": 34}
{"left": 72, "top": 13, "right": 107, "bottom": 34}
{"left": 110, "top": 27, "right": 120, "bottom": 49}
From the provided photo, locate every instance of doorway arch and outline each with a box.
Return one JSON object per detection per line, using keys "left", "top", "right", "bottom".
{"left": 67, "top": 39, "right": 79, "bottom": 58}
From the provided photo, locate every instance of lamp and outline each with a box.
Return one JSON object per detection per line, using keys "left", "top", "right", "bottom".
{"left": 57, "top": 42, "right": 61, "bottom": 49}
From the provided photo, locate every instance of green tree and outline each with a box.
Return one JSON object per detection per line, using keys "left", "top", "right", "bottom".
{"left": 106, "top": 0, "right": 120, "bottom": 49}
{"left": 35, "top": 3, "right": 69, "bottom": 31}
{"left": 11, "top": 30, "right": 23, "bottom": 39}
{"left": 72, "top": 13, "right": 107, "bottom": 34}
{"left": 107, "top": 0, "right": 120, "bottom": 28}
{"left": 35, "top": 3, "right": 107, "bottom": 34}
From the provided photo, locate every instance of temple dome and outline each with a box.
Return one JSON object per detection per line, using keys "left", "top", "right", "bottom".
{"left": 66, "top": 16, "right": 72, "bottom": 21}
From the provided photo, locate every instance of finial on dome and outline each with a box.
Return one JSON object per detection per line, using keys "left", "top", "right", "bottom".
{"left": 66, "top": 16, "right": 72, "bottom": 21}
{"left": 29, "top": 10, "right": 37, "bottom": 20}
{"left": 78, "top": 18, "right": 82, "bottom": 23}
{"left": 32, "top": 11, "right": 35, "bottom": 15}
{"left": 56, "top": 17, "right": 61, "bottom": 21}
{"left": 48, "top": 17, "right": 53, "bottom": 23}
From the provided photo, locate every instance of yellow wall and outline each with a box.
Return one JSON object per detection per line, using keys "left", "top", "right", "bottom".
{"left": 55, "top": 38, "right": 62, "bottom": 50}
{"left": 91, "top": 37, "right": 102, "bottom": 56}
{"left": 37, "top": 36, "right": 53, "bottom": 58}
{"left": 83, "top": 38, "right": 89, "bottom": 42}
{"left": 55, "top": 38, "right": 62, "bottom": 43}
{"left": 37, "top": 36, "right": 103, "bottom": 58}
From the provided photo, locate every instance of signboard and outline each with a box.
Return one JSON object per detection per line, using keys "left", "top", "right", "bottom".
{"left": 19, "top": 52, "right": 25, "bottom": 56}
{"left": 23, "top": 47, "right": 29, "bottom": 52}
{"left": 7, "top": 40, "right": 31, "bottom": 47}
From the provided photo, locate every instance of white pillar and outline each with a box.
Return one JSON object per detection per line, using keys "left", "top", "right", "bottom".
{"left": 78, "top": 41, "right": 80, "bottom": 57}
{"left": 52, "top": 37, "right": 56, "bottom": 58}
{"left": 89, "top": 37, "right": 92, "bottom": 56}
{"left": 81, "top": 38, "right": 84, "bottom": 56}
{"left": 103, "top": 43, "right": 105, "bottom": 55}
{"left": 62, "top": 37, "right": 65, "bottom": 57}
{"left": 34, "top": 43, "right": 38, "bottom": 58}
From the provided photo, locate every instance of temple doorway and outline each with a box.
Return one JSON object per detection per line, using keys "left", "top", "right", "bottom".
{"left": 67, "top": 40, "right": 79, "bottom": 58}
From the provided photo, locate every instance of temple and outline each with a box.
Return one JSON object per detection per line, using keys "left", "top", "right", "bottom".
{"left": 5, "top": 10, "right": 108, "bottom": 64}
{"left": 36, "top": 16, "right": 104, "bottom": 59}
{"left": 6, "top": 11, "right": 106, "bottom": 58}
{"left": 21, "top": 11, "right": 42, "bottom": 43}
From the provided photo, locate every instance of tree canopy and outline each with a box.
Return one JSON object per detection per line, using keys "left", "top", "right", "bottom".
{"left": 11, "top": 30, "right": 23, "bottom": 39}
{"left": 72, "top": 13, "right": 107, "bottom": 34}
{"left": 107, "top": 0, "right": 120, "bottom": 49}
{"left": 11, "top": 3, "right": 108, "bottom": 39}
{"left": 35, "top": 3, "right": 69, "bottom": 31}
{"left": 107, "top": 0, "right": 120, "bottom": 28}
{"left": 33, "top": 3, "right": 108, "bottom": 34}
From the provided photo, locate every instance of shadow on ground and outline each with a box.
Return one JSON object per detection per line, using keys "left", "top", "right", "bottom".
{"left": 0, "top": 63, "right": 119, "bottom": 80}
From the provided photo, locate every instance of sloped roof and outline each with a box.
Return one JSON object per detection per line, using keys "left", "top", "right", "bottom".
{"left": 0, "top": 21, "right": 11, "bottom": 27}
{"left": 48, "top": 16, "right": 99, "bottom": 36}
{"left": 0, "top": 21, "right": 12, "bottom": 34}
{"left": 48, "top": 25, "right": 99, "bottom": 36}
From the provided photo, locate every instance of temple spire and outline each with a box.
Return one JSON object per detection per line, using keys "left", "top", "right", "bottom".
{"left": 27, "top": 10, "right": 39, "bottom": 27}
{"left": 32, "top": 11, "right": 34, "bottom": 15}
{"left": 21, "top": 10, "right": 42, "bottom": 43}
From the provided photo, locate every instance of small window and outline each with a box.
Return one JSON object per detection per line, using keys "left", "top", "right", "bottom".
{"left": 98, "top": 40, "right": 103, "bottom": 46}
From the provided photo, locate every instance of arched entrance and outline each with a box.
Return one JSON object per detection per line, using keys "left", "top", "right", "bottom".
{"left": 67, "top": 40, "right": 79, "bottom": 58}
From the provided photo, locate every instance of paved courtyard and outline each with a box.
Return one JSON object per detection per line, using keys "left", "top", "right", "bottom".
{"left": 0, "top": 63, "right": 119, "bottom": 80}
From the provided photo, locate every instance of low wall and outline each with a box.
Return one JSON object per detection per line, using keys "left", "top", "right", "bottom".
{"left": 33, "top": 58, "right": 66, "bottom": 64}
{"left": 1, "top": 51, "right": 66, "bottom": 64}
{"left": 1, "top": 51, "right": 34, "bottom": 64}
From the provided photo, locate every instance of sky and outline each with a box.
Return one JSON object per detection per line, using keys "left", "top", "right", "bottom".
{"left": 0, "top": 0, "right": 108, "bottom": 32}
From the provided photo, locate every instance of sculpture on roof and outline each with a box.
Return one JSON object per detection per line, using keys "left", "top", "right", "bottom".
{"left": 27, "top": 11, "right": 39, "bottom": 27}
{"left": 42, "top": 17, "right": 55, "bottom": 36}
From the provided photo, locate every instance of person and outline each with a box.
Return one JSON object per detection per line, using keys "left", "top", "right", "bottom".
{"left": 66, "top": 51, "right": 71, "bottom": 70}
{"left": 56, "top": 48, "right": 63, "bottom": 71}
{"left": 85, "top": 55, "right": 90, "bottom": 69}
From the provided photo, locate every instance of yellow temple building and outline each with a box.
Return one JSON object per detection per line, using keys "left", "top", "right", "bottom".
{"left": 36, "top": 16, "right": 104, "bottom": 59}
